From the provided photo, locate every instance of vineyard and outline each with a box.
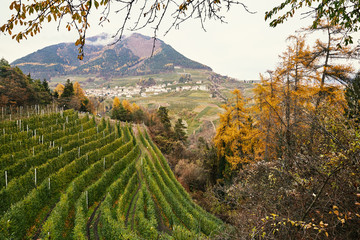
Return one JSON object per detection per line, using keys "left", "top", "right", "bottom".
{"left": 0, "top": 107, "right": 224, "bottom": 239}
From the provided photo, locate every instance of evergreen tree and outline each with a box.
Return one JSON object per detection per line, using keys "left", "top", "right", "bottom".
{"left": 174, "top": 118, "right": 187, "bottom": 142}
{"left": 61, "top": 79, "right": 74, "bottom": 98}
{"left": 157, "top": 106, "right": 171, "bottom": 132}
{"left": 345, "top": 72, "right": 360, "bottom": 124}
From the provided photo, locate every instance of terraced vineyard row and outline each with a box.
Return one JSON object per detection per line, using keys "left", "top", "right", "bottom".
{"left": 0, "top": 110, "right": 225, "bottom": 239}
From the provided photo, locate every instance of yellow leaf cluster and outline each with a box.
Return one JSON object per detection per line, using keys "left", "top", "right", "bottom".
{"left": 54, "top": 83, "right": 65, "bottom": 96}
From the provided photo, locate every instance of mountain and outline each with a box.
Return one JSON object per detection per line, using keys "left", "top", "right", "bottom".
{"left": 12, "top": 33, "right": 211, "bottom": 80}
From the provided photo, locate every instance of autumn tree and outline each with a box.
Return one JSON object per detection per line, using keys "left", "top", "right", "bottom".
{"left": 110, "top": 97, "right": 142, "bottom": 122}
{"left": 266, "top": 0, "right": 360, "bottom": 45}
{"left": 54, "top": 83, "right": 65, "bottom": 97}
{"left": 214, "top": 89, "right": 260, "bottom": 172}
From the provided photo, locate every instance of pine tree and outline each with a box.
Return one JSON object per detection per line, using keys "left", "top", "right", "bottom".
{"left": 174, "top": 118, "right": 187, "bottom": 142}
{"left": 61, "top": 79, "right": 74, "bottom": 98}
{"left": 345, "top": 72, "right": 360, "bottom": 124}
{"left": 157, "top": 106, "right": 171, "bottom": 133}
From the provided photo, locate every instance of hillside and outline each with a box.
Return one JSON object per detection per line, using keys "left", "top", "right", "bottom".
{"left": 12, "top": 33, "right": 211, "bottom": 80}
{"left": 0, "top": 109, "right": 225, "bottom": 239}
{"left": 0, "top": 58, "right": 52, "bottom": 106}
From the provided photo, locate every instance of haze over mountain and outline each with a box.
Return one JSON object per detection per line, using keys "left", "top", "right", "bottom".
{"left": 12, "top": 33, "right": 211, "bottom": 81}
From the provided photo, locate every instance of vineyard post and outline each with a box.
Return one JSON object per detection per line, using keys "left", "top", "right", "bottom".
{"left": 33, "top": 147, "right": 35, "bottom": 156}
{"left": 9, "top": 113, "right": 11, "bottom": 121}
{"left": 78, "top": 147, "right": 81, "bottom": 158}
{"left": 1, "top": 107, "right": 3, "bottom": 119}
{"left": 97, "top": 126, "right": 98, "bottom": 133}
{"left": 35, "top": 168, "right": 37, "bottom": 187}
{"left": 103, "top": 157, "right": 106, "bottom": 170}
{"left": 86, "top": 191, "right": 89, "bottom": 209}
{"left": 5, "top": 171, "right": 7, "bottom": 188}
{"left": 48, "top": 177, "right": 50, "bottom": 190}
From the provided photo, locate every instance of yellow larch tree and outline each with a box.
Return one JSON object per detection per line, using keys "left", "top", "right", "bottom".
{"left": 113, "top": 97, "right": 121, "bottom": 109}
{"left": 73, "top": 81, "right": 86, "bottom": 100}
{"left": 214, "top": 89, "right": 261, "bottom": 170}
{"left": 122, "top": 99, "right": 132, "bottom": 113}
{"left": 54, "top": 83, "right": 65, "bottom": 97}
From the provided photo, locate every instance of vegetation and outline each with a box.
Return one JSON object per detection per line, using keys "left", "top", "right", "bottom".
{"left": 54, "top": 79, "right": 94, "bottom": 113}
{"left": 266, "top": 0, "right": 360, "bottom": 45}
{"left": 0, "top": 108, "right": 224, "bottom": 239}
{"left": 205, "top": 29, "right": 360, "bottom": 239}
{"left": 0, "top": 58, "right": 52, "bottom": 107}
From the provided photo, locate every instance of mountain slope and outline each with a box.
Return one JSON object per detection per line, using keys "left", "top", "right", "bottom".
{"left": 12, "top": 33, "right": 211, "bottom": 80}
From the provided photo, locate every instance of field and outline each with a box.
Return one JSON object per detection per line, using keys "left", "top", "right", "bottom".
{"left": 49, "top": 68, "right": 256, "bottom": 139}
{"left": 0, "top": 108, "right": 225, "bottom": 239}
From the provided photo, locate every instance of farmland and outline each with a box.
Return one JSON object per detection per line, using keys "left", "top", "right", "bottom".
{"left": 0, "top": 108, "right": 224, "bottom": 239}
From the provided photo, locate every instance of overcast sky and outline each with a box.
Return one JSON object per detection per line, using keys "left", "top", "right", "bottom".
{"left": 0, "top": 1, "right": 327, "bottom": 80}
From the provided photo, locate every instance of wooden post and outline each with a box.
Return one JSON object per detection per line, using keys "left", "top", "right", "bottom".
{"left": 48, "top": 177, "right": 51, "bottom": 190}
{"left": 86, "top": 191, "right": 88, "bottom": 209}
{"left": 78, "top": 147, "right": 80, "bottom": 157}
{"left": 103, "top": 157, "right": 106, "bottom": 170}
{"left": 35, "top": 168, "right": 37, "bottom": 186}
{"left": 5, "top": 171, "right": 7, "bottom": 188}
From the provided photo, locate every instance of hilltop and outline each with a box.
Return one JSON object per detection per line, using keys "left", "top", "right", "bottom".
{"left": 12, "top": 33, "right": 211, "bottom": 80}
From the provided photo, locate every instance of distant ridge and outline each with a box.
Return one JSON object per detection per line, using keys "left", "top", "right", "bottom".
{"left": 12, "top": 33, "right": 211, "bottom": 80}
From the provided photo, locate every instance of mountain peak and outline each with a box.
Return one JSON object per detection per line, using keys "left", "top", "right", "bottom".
{"left": 12, "top": 33, "right": 211, "bottom": 80}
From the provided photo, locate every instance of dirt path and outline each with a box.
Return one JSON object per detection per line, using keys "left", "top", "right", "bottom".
{"left": 125, "top": 169, "right": 141, "bottom": 227}
{"left": 32, "top": 204, "right": 56, "bottom": 240}
{"left": 93, "top": 211, "right": 101, "bottom": 240}
{"left": 86, "top": 196, "right": 105, "bottom": 239}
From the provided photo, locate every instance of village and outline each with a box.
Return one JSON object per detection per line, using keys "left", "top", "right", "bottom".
{"left": 85, "top": 81, "right": 209, "bottom": 98}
